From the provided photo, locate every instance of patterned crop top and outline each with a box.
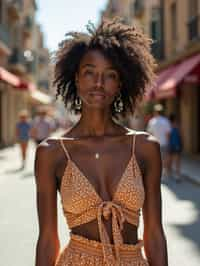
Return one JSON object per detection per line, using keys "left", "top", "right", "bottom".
{"left": 59, "top": 134, "right": 145, "bottom": 265}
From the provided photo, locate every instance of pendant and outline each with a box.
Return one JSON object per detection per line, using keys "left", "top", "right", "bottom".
{"left": 95, "top": 153, "right": 100, "bottom": 159}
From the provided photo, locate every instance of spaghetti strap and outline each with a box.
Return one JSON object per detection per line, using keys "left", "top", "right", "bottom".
{"left": 60, "top": 139, "right": 70, "bottom": 160}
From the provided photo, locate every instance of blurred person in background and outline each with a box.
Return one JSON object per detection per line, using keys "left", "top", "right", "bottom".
{"left": 30, "top": 106, "right": 54, "bottom": 145}
{"left": 35, "top": 18, "right": 168, "bottom": 266}
{"left": 146, "top": 104, "right": 171, "bottom": 180}
{"left": 46, "top": 107, "right": 61, "bottom": 132}
{"left": 16, "top": 109, "right": 32, "bottom": 169}
{"left": 168, "top": 114, "right": 183, "bottom": 182}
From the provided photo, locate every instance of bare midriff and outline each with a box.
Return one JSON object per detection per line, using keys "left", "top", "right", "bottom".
{"left": 71, "top": 220, "right": 138, "bottom": 244}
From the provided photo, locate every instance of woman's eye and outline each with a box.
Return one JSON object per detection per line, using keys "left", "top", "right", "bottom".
{"left": 84, "top": 70, "right": 94, "bottom": 75}
{"left": 105, "top": 72, "right": 118, "bottom": 80}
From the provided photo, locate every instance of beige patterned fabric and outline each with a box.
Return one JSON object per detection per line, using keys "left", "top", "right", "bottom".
{"left": 57, "top": 135, "right": 147, "bottom": 265}
{"left": 56, "top": 233, "right": 148, "bottom": 266}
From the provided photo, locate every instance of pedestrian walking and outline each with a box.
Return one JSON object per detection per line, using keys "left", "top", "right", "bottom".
{"left": 16, "top": 109, "right": 31, "bottom": 169}
{"left": 35, "top": 18, "right": 168, "bottom": 266}
{"left": 30, "top": 106, "right": 54, "bottom": 145}
{"left": 146, "top": 104, "right": 171, "bottom": 180}
{"left": 168, "top": 113, "right": 183, "bottom": 182}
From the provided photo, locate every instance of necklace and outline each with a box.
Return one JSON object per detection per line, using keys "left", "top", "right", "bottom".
{"left": 95, "top": 153, "right": 100, "bottom": 159}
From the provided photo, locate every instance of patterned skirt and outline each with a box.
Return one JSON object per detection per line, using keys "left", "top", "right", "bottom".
{"left": 55, "top": 233, "right": 149, "bottom": 266}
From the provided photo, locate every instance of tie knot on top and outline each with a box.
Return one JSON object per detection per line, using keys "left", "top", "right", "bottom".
{"left": 100, "top": 201, "right": 125, "bottom": 226}
{"left": 102, "top": 202, "right": 113, "bottom": 220}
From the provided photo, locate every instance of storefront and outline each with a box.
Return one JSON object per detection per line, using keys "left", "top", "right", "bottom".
{"left": 0, "top": 67, "right": 28, "bottom": 146}
{"left": 147, "top": 53, "right": 200, "bottom": 154}
{"left": 0, "top": 67, "right": 52, "bottom": 146}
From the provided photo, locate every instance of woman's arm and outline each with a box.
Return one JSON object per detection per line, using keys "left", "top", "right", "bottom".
{"left": 34, "top": 141, "right": 60, "bottom": 266}
{"left": 140, "top": 134, "right": 168, "bottom": 266}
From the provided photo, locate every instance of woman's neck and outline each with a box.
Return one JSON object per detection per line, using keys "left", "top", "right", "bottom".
{"left": 74, "top": 108, "right": 123, "bottom": 137}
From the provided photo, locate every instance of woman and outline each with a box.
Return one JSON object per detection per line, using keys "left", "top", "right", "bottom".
{"left": 16, "top": 109, "right": 31, "bottom": 169}
{"left": 35, "top": 18, "right": 168, "bottom": 266}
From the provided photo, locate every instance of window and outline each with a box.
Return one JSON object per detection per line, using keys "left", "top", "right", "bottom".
{"left": 189, "top": 0, "right": 198, "bottom": 17}
{"left": 150, "top": 7, "right": 163, "bottom": 59}
{"left": 171, "top": 2, "right": 177, "bottom": 41}
{"left": 151, "top": 8, "right": 161, "bottom": 41}
{"left": 0, "top": 0, "right": 3, "bottom": 23}
{"left": 134, "top": 0, "right": 145, "bottom": 17}
{"left": 188, "top": 0, "right": 199, "bottom": 40}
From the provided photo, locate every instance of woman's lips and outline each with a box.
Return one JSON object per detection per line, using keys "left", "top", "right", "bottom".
{"left": 89, "top": 91, "right": 106, "bottom": 99}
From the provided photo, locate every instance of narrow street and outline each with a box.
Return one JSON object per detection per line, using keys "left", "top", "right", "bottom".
{"left": 0, "top": 143, "right": 200, "bottom": 266}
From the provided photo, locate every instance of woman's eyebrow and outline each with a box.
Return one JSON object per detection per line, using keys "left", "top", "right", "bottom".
{"left": 81, "top": 64, "right": 95, "bottom": 68}
{"left": 106, "top": 67, "right": 118, "bottom": 71}
{"left": 81, "top": 64, "right": 117, "bottom": 71}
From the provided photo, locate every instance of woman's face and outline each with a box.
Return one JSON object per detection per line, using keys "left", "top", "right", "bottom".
{"left": 76, "top": 49, "right": 121, "bottom": 110}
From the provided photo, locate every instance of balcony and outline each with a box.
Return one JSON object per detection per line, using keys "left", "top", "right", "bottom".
{"left": 9, "top": 47, "right": 26, "bottom": 73}
{"left": 133, "top": 0, "right": 145, "bottom": 18}
{"left": 187, "top": 15, "right": 199, "bottom": 41}
{"left": 23, "top": 50, "right": 36, "bottom": 74}
{"left": 7, "top": 0, "right": 23, "bottom": 21}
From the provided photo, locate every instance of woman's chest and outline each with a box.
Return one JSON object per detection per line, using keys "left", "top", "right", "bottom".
{"left": 60, "top": 155, "right": 145, "bottom": 213}
{"left": 57, "top": 147, "right": 132, "bottom": 197}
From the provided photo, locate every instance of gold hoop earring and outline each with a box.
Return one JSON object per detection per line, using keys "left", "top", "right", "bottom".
{"left": 114, "top": 92, "right": 124, "bottom": 113}
{"left": 75, "top": 96, "right": 82, "bottom": 111}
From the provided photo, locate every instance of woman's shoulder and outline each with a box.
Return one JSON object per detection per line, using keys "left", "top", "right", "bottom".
{"left": 35, "top": 137, "right": 65, "bottom": 162}
{"left": 131, "top": 129, "right": 161, "bottom": 158}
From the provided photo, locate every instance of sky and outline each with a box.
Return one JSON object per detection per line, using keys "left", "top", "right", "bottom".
{"left": 36, "top": 0, "right": 108, "bottom": 52}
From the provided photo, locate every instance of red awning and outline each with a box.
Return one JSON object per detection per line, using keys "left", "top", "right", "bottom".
{"left": 0, "top": 67, "right": 52, "bottom": 104}
{"left": 160, "top": 53, "right": 200, "bottom": 92}
{"left": 0, "top": 67, "right": 28, "bottom": 90}
{"left": 146, "top": 53, "right": 200, "bottom": 100}
{"left": 144, "top": 64, "right": 177, "bottom": 101}
{"left": 154, "top": 65, "right": 177, "bottom": 99}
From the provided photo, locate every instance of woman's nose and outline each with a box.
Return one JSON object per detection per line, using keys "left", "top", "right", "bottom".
{"left": 95, "top": 74, "right": 104, "bottom": 88}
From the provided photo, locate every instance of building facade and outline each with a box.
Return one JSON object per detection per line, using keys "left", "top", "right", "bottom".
{"left": 151, "top": 0, "right": 200, "bottom": 154}
{"left": 0, "top": 0, "right": 52, "bottom": 147}
{"left": 103, "top": 0, "right": 200, "bottom": 155}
